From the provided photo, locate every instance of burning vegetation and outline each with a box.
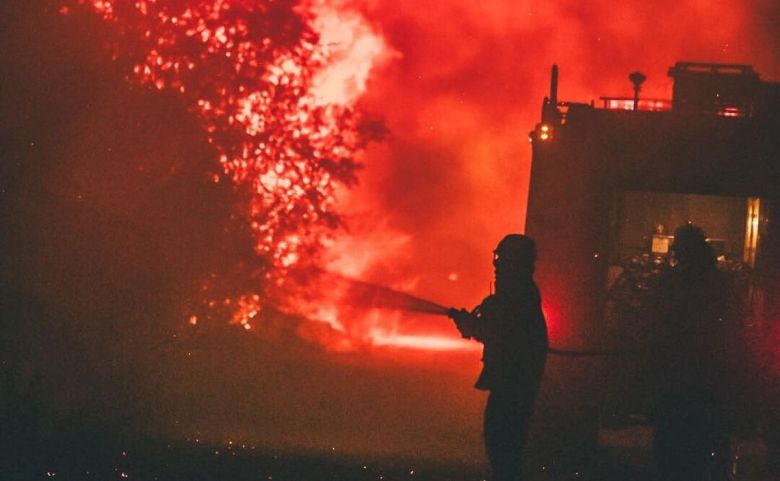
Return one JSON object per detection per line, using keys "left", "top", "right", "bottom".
{"left": 62, "top": 0, "right": 392, "bottom": 339}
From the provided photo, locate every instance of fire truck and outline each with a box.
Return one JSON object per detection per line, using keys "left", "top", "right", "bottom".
{"left": 527, "top": 61, "right": 779, "bottom": 347}
{"left": 525, "top": 62, "right": 780, "bottom": 475}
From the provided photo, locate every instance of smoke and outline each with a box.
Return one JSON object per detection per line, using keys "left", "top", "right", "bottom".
{"left": 321, "top": 0, "right": 780, "bottom": 338}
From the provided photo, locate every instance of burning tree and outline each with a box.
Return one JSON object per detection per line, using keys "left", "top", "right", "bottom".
{"left": 62, "top": 0, "right": 386, "bottom": 330}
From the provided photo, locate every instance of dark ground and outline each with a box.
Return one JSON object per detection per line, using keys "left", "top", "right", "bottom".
{"left": 2, "top": 402, "right": 770, "bottom": 481}
{"left": 3, "top": 424, "right": 768, "bottom": 481}
{"left": 0, "top": 290, "right": 774, "bottom": 481}
{"left": 1, "top": 431, "right": 483, "bottom": 481}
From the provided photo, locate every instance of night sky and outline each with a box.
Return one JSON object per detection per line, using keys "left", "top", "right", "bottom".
{"left": 1, "top": 0, "right": 779, "bottom": 468}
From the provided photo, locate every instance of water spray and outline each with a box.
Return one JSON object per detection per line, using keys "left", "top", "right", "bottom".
{"left": 316, "top": 271, "right": 450, "bottom": 316}
{"left": 326, "top": 272, "right": 620, "bottom": 357}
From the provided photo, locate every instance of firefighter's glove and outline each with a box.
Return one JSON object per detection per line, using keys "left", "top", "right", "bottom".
{"left": 447, "top": 307, "right": 477, "bottom": 339}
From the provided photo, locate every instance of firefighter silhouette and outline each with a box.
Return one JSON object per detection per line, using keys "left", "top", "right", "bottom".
{"left": 449, "top": 234, "right": 548, "bottom": 481}
{"left": 651, "top": 224, "right": 732, "bottom": 481}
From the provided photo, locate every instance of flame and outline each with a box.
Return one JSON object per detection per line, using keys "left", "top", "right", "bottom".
{"left": 230, "top": 294, "right": 262, "bottom": 330}
{"left": 66, "top": 0, "right": 469, "bottom": 354}
{"left": 310, "top": 3, "right": 390, "bottom": 106}
{"left": 66, "top": 0, "right": 778, "bottom": 356}
{"left": 66, "top": 0, "right": 394, "bottom": 344}
{"left": 285, "top": 214, "right": 476, "bottom": 353}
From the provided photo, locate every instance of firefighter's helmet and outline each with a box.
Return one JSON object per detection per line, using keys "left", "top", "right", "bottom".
{"left": 494, "top": 234, "right": 536, "bottom": 266}
{"left": 671, "top": 223, "right": 716, "bottom": 268}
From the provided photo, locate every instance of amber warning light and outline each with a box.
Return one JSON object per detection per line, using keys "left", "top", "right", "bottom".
{"left": 530, "top": 123, "right": 554, "bottom": 143}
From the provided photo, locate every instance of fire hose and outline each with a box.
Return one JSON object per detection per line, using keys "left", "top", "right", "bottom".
{"left": 444, "top": 306, "right": 621, "bottom": 357}
{"left": 327, "top": 272, "right": 622, "bottom": 357}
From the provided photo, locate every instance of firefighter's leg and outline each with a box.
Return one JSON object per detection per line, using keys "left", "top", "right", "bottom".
{"left": 484, "top": 390, "right": 532, "bottom": 481}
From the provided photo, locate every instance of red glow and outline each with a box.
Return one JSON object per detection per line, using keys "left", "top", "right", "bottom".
{"left": 62, "top": 0, "right": 780, "bottom": 357}
{"left": 66, "top": 0, "right": 388, "bottom": 270}
{"left": 65, "top": 0, "right": 400, "bottom": 347}
{"left": 718, "top": 106, "right": 744, "bottom": 117}
{"left": 369, "top": 329, "right": 480, "bottom": 352}
{"left": 541, "top": 302, "right": 562, "bottom": 343}
{"left": 67, "top": 0, "right": 364, "bottom": 269}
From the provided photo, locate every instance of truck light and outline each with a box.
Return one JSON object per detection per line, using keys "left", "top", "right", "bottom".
{"left": 539, "top": 123, "right": 553, "bottom": 141}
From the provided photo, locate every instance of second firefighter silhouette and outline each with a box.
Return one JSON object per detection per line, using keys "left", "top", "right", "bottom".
{"left": 449, "top": 234, "right": 548, "bottom": 481}
{"left": 651, "top": 224, "right": 734, "bottom": 481}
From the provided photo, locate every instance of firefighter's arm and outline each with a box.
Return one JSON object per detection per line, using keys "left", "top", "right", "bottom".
{"left": 447, "top": 307, "right": 480, "bottom": 340}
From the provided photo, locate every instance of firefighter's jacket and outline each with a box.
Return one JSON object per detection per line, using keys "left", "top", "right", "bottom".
{"left": 456, "top": 282, "right": 548, "bottom": 392}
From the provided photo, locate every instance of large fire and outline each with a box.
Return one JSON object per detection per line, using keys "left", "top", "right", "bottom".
{"left": 62, "top": 0, "right": 779, "bottom": 357}
{"left": 61, "top": 0, "right": 472, "bottom": 352}
{"left": 64, "top": 0, "right": 380, "bottom": 272}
